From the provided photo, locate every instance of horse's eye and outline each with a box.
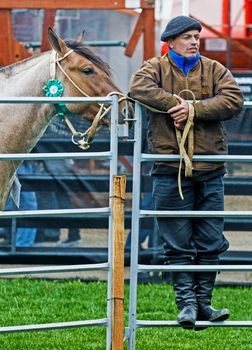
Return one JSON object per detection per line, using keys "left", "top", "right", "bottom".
{"left": 82, "top": 67, "right": 94, "bottom": 75}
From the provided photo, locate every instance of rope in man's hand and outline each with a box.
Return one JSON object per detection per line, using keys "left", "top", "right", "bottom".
{"left": 174, "top": 89, "right": 196, "bottom": 200}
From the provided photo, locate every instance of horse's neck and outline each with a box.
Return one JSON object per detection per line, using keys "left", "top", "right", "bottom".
{"left": 0, "top": 52, "right": 59, "bottom": 209}
{"left": 0, "top": 52, "right": 55, "bottom": 154}
{"left": 1, "top": 52, "right": 50, "bottom": 97}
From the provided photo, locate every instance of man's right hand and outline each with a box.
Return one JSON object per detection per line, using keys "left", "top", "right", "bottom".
{"left": 168, "top": 94, "right": 189, "bottom": 124}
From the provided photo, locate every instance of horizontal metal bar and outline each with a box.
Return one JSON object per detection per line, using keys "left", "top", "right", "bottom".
{"left": 84, "top": 40, "right": 127, "bottom": 47}
{"left": 140, "top": 210, "right": 252, "bottom": 218}
{"left": 0, "top": 0, "right": 152, "bottom": 10}
{"left": 136, "top": 320, "right": 252, "bottom": 328}
{"left": 141, "top": 154, "right": 252, "bottom": 162}
{"left": 17, "top": 174, "right": 252, "bottom": 195}
{"left": 0, "top": 216, "right": 250, "bottom": 231}
{"left": 243, "top": 101, "right": 252, "bottom": 107}
{"left": 0, "top": 263, "right": 109, "bottom": 275}
{"left": 0, "top": 152, "right": 112, "bottom": 161}
{"left": 24, "top": 41, "right": 128, "bottom": 49}
{"left": 138, "top": 264, "right": 252, "bottom": 272}
{"left": 0, "top": 96, "right": 113, "bottom": 104}
{"left": 0, "top": 319, "right": 108, "bottom": 334}
{"left": 0, "top": 97, "right": 251, "bottom": 106}
{"left": 186, "top": 101, "right": 252, "bottom": 107}
{"left": 0, "top": 208, "right": 110, "bottom": 219}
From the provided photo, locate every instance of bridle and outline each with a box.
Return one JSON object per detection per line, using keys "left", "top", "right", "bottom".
{"left": 44, "top": 49, "right": 129, "bottom": 150}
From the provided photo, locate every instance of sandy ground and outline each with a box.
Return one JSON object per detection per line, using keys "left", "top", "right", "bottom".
{"left": 0, "top": 227, "right": 252, "bottom": 284}
{"left": 0, "top": 193, "right": 251, "bottom": 284}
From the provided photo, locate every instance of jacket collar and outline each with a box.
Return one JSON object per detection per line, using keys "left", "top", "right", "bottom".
{"left": 169, "top": 49, "right": 200, "bottom": 76}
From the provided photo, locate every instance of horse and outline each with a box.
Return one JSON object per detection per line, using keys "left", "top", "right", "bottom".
{"left": 0, "top": 27, "right": 133, "bottom": 210}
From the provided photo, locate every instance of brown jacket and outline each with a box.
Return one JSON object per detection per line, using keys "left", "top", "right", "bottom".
{"left": 129, "top": 54, "right": 244, "bottom": 170}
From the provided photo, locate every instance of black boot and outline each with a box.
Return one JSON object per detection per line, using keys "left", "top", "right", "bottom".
{"left": 169, "top": 259, "right": 198, "bottom": 329}
{"left": 194, "top": 255, "right": 230, "bottom": 330}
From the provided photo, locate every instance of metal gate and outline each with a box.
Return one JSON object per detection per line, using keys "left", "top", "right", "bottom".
{"left": 127, "top": 101, "right": 252, "bottom": 350}
{"left": 0, "top": 95, "right": 122, "bottom": 349}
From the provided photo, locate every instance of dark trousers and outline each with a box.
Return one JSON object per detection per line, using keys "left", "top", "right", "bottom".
{"left": 152, "top": 174, "right": 229, "bottom": 260}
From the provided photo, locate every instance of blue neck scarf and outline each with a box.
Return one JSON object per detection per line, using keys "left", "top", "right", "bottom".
{"left": 169, "top": 49, "right": 200, "bottom": 76}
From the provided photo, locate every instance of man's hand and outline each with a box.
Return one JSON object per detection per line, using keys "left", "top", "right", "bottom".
{"left": 168, "top": 94, "right": 189, "bottom": 124}
{"left": 174, "top": 120, "right": 186, "bottom": 130}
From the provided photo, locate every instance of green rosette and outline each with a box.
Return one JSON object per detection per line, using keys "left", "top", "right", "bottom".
{"left": 43, "top": 79, "right": 64, "bottom": 97}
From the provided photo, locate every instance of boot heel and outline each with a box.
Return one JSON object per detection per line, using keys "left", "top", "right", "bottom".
{"left": 177, "top": 304, "right": 197, "bottom": 329}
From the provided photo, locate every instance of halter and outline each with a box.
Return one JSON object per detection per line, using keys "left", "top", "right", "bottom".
{"left": 44, "top": 49, "right": 128, "bottom": 150}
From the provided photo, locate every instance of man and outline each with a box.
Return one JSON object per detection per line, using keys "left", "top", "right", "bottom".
{"left": 129, "top": 16, "right": 244, "bottom": 329}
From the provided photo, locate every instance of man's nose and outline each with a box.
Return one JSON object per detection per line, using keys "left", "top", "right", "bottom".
{"left": 191, "top": 37, "right": 199, "bottom": 44}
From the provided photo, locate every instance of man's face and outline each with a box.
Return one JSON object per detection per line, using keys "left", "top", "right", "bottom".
{"left": 168, "top": 30, "right": 200, "bottom": 58}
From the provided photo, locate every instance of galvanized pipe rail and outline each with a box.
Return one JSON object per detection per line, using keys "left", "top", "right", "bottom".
{"left": 128, "top": 102, "right": 252, "bottom": 350}
{"left": 141, "top": 154, "right": 252, "bottom": 162}
{"left": 0, "top": 264, "right": 109, "bottom": 275}
{"left": 0, "top": 95, "right": 119, "bottom": 349}
{"left": 0, "top": 319, "right": 108, "bottom": 334}
{"left": 136, "top": 320, "right": 252, "bottom": 328}
{"left": 0, "top": 152, "right": 112, "bottom": 161}
{"left": 140, "top": 209, "right": 252, "bottom": 218}
{"left": 0, "top": 96, "right": 113, "bottom": 104}
{"left": 138, "top": 265, "right": 252, "bottom": 273}
{"left": 0, "top": 208, "right": 110, "bottom": 219}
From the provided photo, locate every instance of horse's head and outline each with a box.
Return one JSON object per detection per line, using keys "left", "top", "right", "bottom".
{"left": 47, "top": 28, "right": 133, "bottom": 130}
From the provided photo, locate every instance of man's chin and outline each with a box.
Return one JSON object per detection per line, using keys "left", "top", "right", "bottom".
{"left": 185, "top": 52, "right": 198, "bottom": 58}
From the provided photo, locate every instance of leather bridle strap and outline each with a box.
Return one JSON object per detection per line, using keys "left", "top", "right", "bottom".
{"left": 50, "top": 49, "right": 73, "bottom": 80}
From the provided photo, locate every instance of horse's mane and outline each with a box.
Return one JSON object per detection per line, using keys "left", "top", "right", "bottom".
{"left": 65, "top": 39, "right": 111, "bottom": 77}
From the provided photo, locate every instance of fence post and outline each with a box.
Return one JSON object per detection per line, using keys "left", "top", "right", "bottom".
{"left": 111, "top": 175, "right": 126, "bottom": 350}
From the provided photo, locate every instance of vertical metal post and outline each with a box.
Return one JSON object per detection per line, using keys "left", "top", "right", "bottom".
{"left": 106, "top": 95, "right": 119, "bottom": 350}
{"left": 128, "top": 103, "right": 142, "bottom": 350}
{"left": 11, "top": 218, "right": 17, "bottom": 254}
{"left": 226, "top": 0, "right": 232, "bottom": 70}
{"left": 222, "top": 0, "right": 232, "bottom": 69}
{"left": 222, "top": 0, "right": 230, "bottom": 35}
{"left": 244, "top": 0, "right": 252, "bottom": 37}
{"left": 182, "top": 0, "right": 189, "bottom": 16}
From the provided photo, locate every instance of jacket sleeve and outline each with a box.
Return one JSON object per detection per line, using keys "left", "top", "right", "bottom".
{"left": 128, "top": 58, "right": 178, "bottom": 112}
{"left": 193, "top": 61, "right": 244, "bottom": 121}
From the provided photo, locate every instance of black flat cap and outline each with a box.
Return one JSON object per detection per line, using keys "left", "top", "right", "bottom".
{"left": 161, "top": 15, "right": 202, "bottom": 42}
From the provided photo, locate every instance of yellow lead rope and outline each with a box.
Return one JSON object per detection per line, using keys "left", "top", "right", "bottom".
{"left": 175, "top": 90, "right": 196, "bottom": 200}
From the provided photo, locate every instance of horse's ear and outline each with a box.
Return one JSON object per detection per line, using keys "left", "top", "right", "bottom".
{"left": 77, "top": 29, "right": 85, "bottom": 42}
{"left": 48, "top": 27, "right": 68, "bottom": 55}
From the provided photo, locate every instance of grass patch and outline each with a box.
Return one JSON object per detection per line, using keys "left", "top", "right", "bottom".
{"left": 0, "top": 279, "right": 251, "bottom": 349}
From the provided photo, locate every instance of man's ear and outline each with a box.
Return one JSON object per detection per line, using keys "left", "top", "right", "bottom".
{"left": 48, "top": 27, "right": 69, "bottom": 56}
{"left": 168, "top": 39, "right": 174, "bottom": 49}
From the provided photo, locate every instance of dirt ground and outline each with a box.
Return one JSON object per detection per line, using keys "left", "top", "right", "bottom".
{"left": 0, "top": 226, "right": 252, "bottom": 285}
{"left": 0, "top": 188, "right": 251, "bottom": 284}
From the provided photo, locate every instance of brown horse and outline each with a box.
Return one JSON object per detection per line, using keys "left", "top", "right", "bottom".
{"left": 0, "top": 28, "right": 132, "bottom": 209}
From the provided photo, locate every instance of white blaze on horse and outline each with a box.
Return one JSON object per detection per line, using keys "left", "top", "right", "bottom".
{"left": 0, "top": 28, "right": 132, "bottom": 210}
